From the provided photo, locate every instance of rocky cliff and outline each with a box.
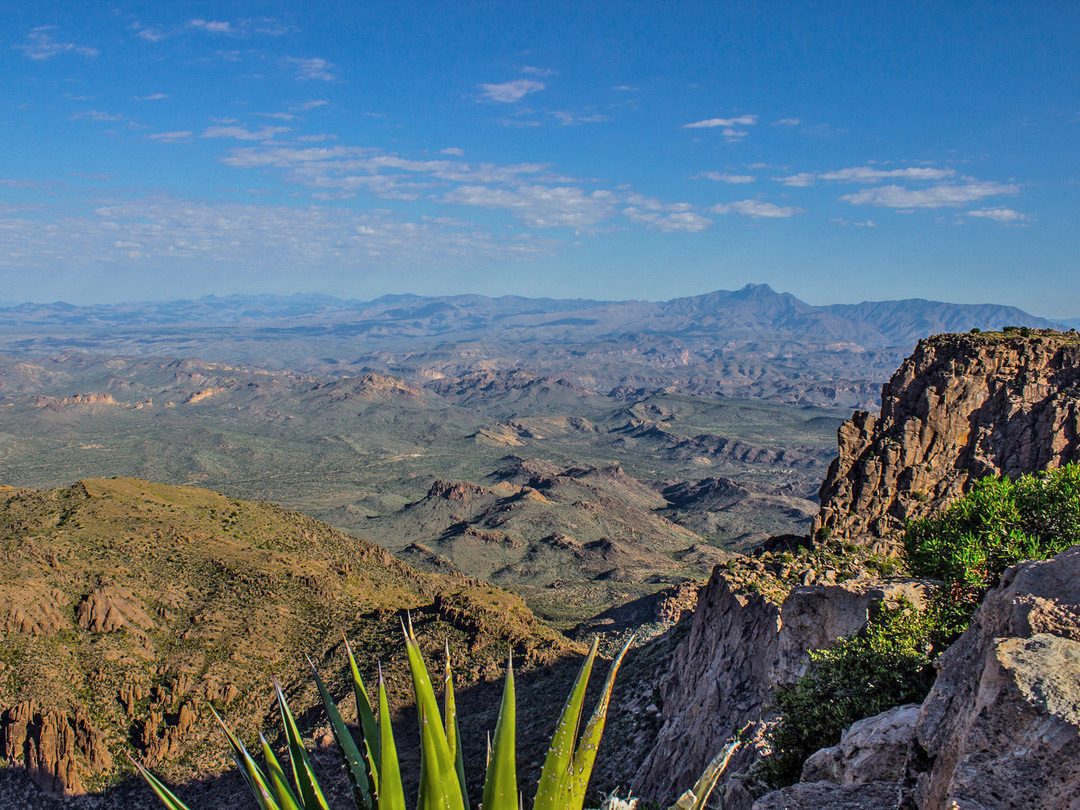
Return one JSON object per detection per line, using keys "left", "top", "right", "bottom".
{"left": 756, "top": 543, "right": 1080, "bottom": 809}
{"left": 814, "top": 331, "right": 1080, "bottom": 545}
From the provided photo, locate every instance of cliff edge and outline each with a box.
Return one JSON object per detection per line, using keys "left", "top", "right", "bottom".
{"left": 814, "top": 330, "right": 1080, "bottom": 545}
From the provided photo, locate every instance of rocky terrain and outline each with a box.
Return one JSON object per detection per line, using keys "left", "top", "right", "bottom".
{"left": 815, "top": 329, "right": 1080, "bottom": 545}
{"left": 0, "top": 478, "right": 578, "bottom": 805}
{"left": 0, "top": 286, "right": 1060, "bottom": 411}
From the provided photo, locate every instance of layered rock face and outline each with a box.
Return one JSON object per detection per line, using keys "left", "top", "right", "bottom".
{"left": 756, "top": 544, "right": 1080, "bottom": 810}
{"left": 814, "top": 332, "right": 1080, "bottom": 544}
{"left": 631, "top": 567, "right": 931, "bottom": 804}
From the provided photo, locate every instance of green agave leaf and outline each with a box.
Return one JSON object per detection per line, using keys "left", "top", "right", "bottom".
{"left": 259, "top": 732, "right": 304, "bottom": 810}
{"left": 666, "top": 736, "right": 742, "bottom": 810}
{"left": 568, "top": 636, "right": 635, "bottom": 807}
{"left": 403, "top": 618, "right": 465, "bottom": 810}
{"left": 481, "top": 654, "right": 517, "bottom": 810}
{"left": 533, "top": 638, "right": 599, "bottom": 810}
{"left": 129, "top": 755, "right": 196, "bottom": 810}
{"left": 345, "top": 634, "right": 383, "bottom": 772}
{"left": 274, "top": 679, "right": 331, "bottom": 810}
{"left": 444, "top": 641, "right": 470, "bottom": 810}
{"left": 377, "top": 673, "right": 406, "bottom": 810}
{"left": 209, "top": 706, "right": 282, "bottom": 810}
{"left": 308, "top": 654, "right": 375, "bottom": 810}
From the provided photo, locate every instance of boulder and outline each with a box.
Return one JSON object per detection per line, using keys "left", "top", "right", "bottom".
{"left": 801, "top": 703, "right": 919, "bottom": 786}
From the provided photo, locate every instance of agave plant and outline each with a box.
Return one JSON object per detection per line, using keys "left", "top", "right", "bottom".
{"left": 133, "top": 620, "right": 633, "bottom": 810}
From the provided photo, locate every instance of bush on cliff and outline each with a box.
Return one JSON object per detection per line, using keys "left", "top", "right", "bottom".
{"left": 763, "top": 601, "right": 935, "bottom": 786}
{"left": 904, "top": 462, "right": 1080, "bottom": 626}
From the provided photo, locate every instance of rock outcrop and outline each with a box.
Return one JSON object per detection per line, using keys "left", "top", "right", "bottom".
{"left": 631, "top": 566, "right": 932, "bottom": 804}
{"left": 814, "top": 332, "right": 1080, "bottom": 544}
{"left": 756, "top": 544, "right": 1080, "bottom": 810}
{"left": 0, "top": 702, "right": 112, "bottom": 797}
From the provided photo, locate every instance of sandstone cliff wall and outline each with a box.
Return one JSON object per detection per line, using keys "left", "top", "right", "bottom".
{"left": 814, "top": 332, "right": 1080, "bottom": 544}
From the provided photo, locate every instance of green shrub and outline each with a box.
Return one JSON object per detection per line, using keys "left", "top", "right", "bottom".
{"left": 763, "top": 602, "right": 935, "bottom": 787}
{"left": 904, "top": 463, "right": 1080, "bottom": 598}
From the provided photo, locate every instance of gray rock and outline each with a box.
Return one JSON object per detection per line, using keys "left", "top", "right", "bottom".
{"left": 801, "top": 703, "right": 920, "bottom": 786}
{"left": 752, "top": 780, "right": 907, "bottom": 810}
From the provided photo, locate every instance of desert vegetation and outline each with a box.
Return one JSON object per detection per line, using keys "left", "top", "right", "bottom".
{"left": 764, "top": 462, "right": 1080, "bottom": 785}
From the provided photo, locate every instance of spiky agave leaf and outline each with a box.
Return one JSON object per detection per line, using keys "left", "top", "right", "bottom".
{"left": 533, "top": 638, "right": 600, "bottom": 810}
{"left": 209, "top": 705, "right": 283, "bottom": 810}
{"left": 128, "top": 755, "right": 196, "bottom": 810}
{"left": 377, "top": 671, "right": 406, "bottom": 810}
{"left": 481, "top": 653, "right": 517, "bottom": 810}
{"left": 402, "top": 616, "right": 465, "bottom": 810}
{"left": 308, "top": 654, "right": 375, "bottom": 809}
{"left": 567, "top": 636, "right": 635, "bottom": 808}
{"left": 274, "top": 679, "right": 331, "bottom": 810}
{"left": 666, "top": 736, "right": 742, "bottom": 810}
{"left": 444, "top": 640, "right": 470, "bottom": 810}
{"left": 345, "top": 634, "right": 383, "bottom": 773}
{"left": 259, "top": 732, "right": 305, "bottom": 810}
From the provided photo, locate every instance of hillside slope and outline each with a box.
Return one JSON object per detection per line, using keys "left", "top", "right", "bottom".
{"left": 0, "top": 478, "right": 575, "bottom": 801}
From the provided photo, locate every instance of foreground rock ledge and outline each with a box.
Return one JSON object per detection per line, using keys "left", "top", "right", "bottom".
{"left": 756, "top": 544, "right": 1080, "bottom": 810}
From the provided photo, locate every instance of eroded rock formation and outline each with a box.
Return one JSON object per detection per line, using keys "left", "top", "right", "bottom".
{"left": 814, "top": 332, "right": 1080, "bottom": 544}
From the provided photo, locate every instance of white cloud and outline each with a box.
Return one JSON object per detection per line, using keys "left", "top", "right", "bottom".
{"left": 0, "top": 196, "right": 558, "bottom": 271}
{"left": 441, "top": 147, "right": 465, "bottom": 156}
{"left": 71, "top": 110, "right": 123, "bottom": 122}
{"left": 201, "top": 125, "right": 293, "bottom": 141}
{"left": 697, "top": 172, "right": 756, "bottom": 183}
{"left": 136, "top": 28, "right": 166, "bottom": 42}
{"left": 710, "top": 200, "right": 801, "bottom": 218}
{"left": 149, "top": 131, "right": 193, "bottom": 142}
{"left": 478, "top": 79, "right": 545, "bottom": 103}
{"left": 521, "top": 66, "right": 556, "bottom": 77}
{"left": 613, "top": 85, "right": 638, "bottom": 91}
{"left": 284, "top": 57, "right": 336, "bottom": 81}
{"left": 188, "top": 19, "right": 232, "bottom": 34}
{"left": 551, "top": 110, "right": 610, "bottom": 125}
{"left": 442, "top": 184, "right": 617, "bottom": 229}
{"left": 623, "top": 208, "right": 712, "bottom": 232}
{"left": 773, "top": 172, "right": 816, "bottom": 187}
{"left": 255, "top": 112, "right": 297, "bottom": 120}
{"left": 966, "top": 207, "right": 1030, "bottom": 223}
{"left": 683, "top": 115, "right": 758, "bottom": 129}
{"left": 775, "top": 118, "right": 801, "bottom": 126}
{"left": 16, "top": 27, "right": 98, "bottom": 59}
{"left": 295, "top": 134, "right": 338, "bottom": 142}
{"left": 820, "top": 166, "right": 956, "bottom": 183}
{"left": 295, "top": 100, "right": 329, "bottom": 110}
{"left": 137, "top": 93, "right": 169, "bottom": 101}
{"left": 841, "top": 181, "right": 1019, "bottom": 208}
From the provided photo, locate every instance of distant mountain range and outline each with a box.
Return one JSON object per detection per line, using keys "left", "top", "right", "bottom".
{"left": 0, "top": 285, "right": 1067, "bottom": 411}
{"left": 0, "top": 284, "right": 1066, "bottom": 344}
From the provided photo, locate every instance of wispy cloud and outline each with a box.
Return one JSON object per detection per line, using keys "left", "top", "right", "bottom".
{"left": 137, "top": 93, "right": 170, "bottom": 101}
{"left": 521, "top": 66, "right": 556, "bottom": 77}
{"left": 613, "top": 85, "right": 639, "bottom": 92}
{"left": 550, "top": 110, "right": 610, "bottom": 125}
{"left": 188, "top": 19, "right": 233, "bottom": 34}
{"left": 148, "top": 131, "right": 193, "bottom": 143}
{"left": 478, "top": 79, "right": 545, "bottom": 103}
{"left": 966, "top": 207, "right": 1030, "bottom": 223}
{"left": 841, "top": 180, "right": 1019, "bottom": 209}
{"left": 16, "top": 27, "right": 98, "bottom": 59}
{"left": 255, "top": 112, "right": 296, "bottom": 120}
{"left": 781, "top": 166, "right": 958, "bottom": 186}
{"left": 284, "top": 57, "right": 337, "bottom": 81}
{"left": 441, "top": 147, "right": 465, "bottom": 156}
{"left": 442, "top": 184, "right": 616, "bottom": 228}
{"left": 294, "top": 100, "right": 329, "bottom": 111}
{"left": 201, "top": 125, "right": 293, "bottom": 140}
{"left": 697, "top": 171, "right": 756, "bottom": 184}
{"left": 774, "top": 118, "right": 801, "bottom": 126}
{"left": 683, "top": 115, "right": 758, "bottom": 129}
{"left": 623, "top": 208, "right": 711, "bottom": 232}
{"left": 710, "top": 200, "right": 801, "bottom": 218}
{"left": 135, "top": 27, "right": 167, "bottom": 42}
{"left": 71, "top": 110, "right": 123, "bottom": 122}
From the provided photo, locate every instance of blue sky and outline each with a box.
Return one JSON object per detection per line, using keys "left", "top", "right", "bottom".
{"left": 2, "top": 1, "right": 1078, "bottom": 316}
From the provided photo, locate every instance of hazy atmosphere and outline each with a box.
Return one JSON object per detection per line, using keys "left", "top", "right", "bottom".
{"left": 3, "top": 1, "right": 1078, "bottom": 316}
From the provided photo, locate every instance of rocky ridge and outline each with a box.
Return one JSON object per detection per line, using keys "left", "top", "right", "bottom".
{"left": 815, "top": 330, "right": 1080, "bottom": 545}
